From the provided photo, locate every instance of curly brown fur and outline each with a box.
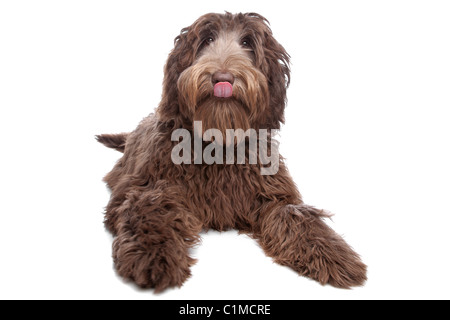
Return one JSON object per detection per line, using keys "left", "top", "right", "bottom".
{"left": 96, "top": 133, "right": 128, "bottom": 153}
{"left": 98, "top": 12, "right": 367, "bottom": 291}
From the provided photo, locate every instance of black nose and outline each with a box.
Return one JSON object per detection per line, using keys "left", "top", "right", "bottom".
{"left": 212, "top": 71, "right": 235, "bottom": 85}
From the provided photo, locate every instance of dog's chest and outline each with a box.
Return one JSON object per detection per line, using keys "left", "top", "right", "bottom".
{"left": 185, "top": 164, "right": 261, "bottom": 230}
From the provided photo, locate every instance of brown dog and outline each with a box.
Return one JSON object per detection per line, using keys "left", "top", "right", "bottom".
{"left": 97, "top": 12, "right": 367, "bottom": 292}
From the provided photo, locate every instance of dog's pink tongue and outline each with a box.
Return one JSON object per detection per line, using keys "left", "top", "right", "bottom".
{"left": 214, "top": 82, "right": 233, "bottom": 98}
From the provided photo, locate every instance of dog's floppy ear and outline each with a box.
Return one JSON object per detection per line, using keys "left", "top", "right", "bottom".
{"left": 246, "top": 13, "right": 291, "bottom": 130}
{"left": 158, "top": 13, "right": 223, "bottom": 123}
{"left": 265, "top": 33, "right": 291, "bottom": 129}
{"left": 157, "top": 26, "right": 197, "bottom": 123}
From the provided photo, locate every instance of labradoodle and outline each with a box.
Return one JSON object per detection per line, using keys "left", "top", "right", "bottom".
{"left": 97, "top": 12, "right": 367, "bottom": 292}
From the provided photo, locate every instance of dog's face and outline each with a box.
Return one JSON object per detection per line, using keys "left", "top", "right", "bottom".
{"left": 158, "top": 13, "right": 290, "bottom": 138}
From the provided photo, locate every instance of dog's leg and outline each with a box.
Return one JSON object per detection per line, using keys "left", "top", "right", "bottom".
{"left": 111, "top": 188, "right": 202, "bottom": 292}
{"left": 255, "top": 203, "right": 367, "bottom": 288}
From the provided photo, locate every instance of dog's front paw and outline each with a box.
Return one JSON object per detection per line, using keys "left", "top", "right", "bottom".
{"left": 310, "top": 238, "right": 368, "bottom": 289}
{"left": 259, "top": 204, "right": 367, "bottom": 288}
{"left": 112, "top": 232, "right": 195, "bottom": 292}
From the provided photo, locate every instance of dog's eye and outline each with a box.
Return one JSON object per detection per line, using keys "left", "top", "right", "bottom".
{"left": 198, "top": 36, "right": 215, "bottom": 54}
{"left": 241, "top": 38, "right": 252, "bottom": 48}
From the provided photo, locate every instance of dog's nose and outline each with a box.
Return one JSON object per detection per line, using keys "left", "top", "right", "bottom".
{"left": 212, "top": 71, "right": 235, "bottom": 85}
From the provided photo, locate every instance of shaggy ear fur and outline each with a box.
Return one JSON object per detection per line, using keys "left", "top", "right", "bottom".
{"left": 96, "top": 133, "right": 129, "bottom": 153}
{"left": 245, "top": 13, "right": 291, "bottom": 129}
{"left": 157, "top": 25, "right": 197, "bottom": 123}
{"left": 264, "top": 31, "right": 290, "bottom": 129}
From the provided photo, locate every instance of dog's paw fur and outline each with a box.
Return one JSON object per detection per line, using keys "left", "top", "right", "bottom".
{"left": 112, "top": 230, "right": 195, "bottom": 292}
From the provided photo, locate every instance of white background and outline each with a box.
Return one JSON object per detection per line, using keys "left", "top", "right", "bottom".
{"left": 1, "top": 0, "right": 449, "bottom": 300}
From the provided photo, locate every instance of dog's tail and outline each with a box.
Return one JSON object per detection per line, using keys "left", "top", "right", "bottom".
{"left": 96, "top": 133, "right": 129, "bottom": 153}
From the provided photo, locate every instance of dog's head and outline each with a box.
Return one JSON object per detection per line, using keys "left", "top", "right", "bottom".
{"left": 157, "top": 12, "right": 290, "bottom": 138}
